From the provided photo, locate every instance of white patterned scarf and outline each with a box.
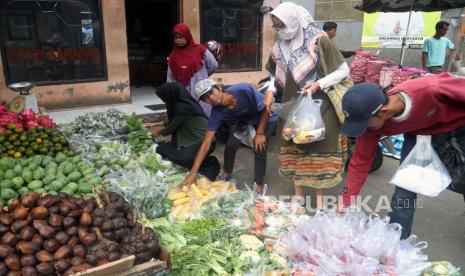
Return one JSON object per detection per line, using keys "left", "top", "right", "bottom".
{"left": 270, "top": 2, "right": 325, "bottom": 88}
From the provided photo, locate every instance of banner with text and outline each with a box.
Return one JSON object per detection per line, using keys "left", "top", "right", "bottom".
{"left": 361, "top": 11, "right": 442, "bottom": 48}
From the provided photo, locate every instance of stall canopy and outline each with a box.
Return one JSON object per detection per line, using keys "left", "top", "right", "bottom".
{"left": 355, "top": 0, "right": 465, "bottom": 13}
{"left": 355, "top": 0, "right": 465, "bottom": 66}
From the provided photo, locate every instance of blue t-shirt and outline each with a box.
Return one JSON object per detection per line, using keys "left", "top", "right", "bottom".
{"left": 207, "top": 83, "right": 278, "bottom": 131}
{"left": 422, "top": 37, "right": 454, "bottom": 67}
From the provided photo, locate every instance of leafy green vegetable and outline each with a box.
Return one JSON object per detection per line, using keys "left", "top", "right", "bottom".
{"left": 146, "top": 218, "right": 186, "bottom": 253}
{"left": 182, "top": 217, "right": 228, "bottom": 246}
{"left": 126, "top": 113, "right": 153, "bottom": 153}
{"left": 170, "top": 239, "right": 243, "bottom": 275}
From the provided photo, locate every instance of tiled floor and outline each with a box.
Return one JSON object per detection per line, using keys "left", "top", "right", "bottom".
{"left": 48, "top": 86, "right": 164, "bottom": 124}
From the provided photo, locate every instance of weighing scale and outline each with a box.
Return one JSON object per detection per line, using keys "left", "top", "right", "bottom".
{"left": 7, "top": 82, "right": 39, "bottom": 114}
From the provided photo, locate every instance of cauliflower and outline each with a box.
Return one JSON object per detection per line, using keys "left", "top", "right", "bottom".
{"left": 269, "top": 253, "right": 288, "bottom": 269}
{"left": 239, "top": 235, "right": 264, "bottom": 251}
{"left": 239, "top": 250, "right": 261, "bottom": 263}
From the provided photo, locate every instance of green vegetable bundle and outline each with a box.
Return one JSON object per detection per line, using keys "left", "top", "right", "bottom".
{"left": 146, "top": 217, "right": 187, "bottom": 253}
{"left": 131, "top": 185, "right": 172, "bottom": 219}
{"left": 170, "top": 242, "right": 243, "bottom": 276}
{"left": 182, "top": 217, "right": 228, "bottom": 246}
{"left": 127, "top": 113, "right": 153, "bottom": 153}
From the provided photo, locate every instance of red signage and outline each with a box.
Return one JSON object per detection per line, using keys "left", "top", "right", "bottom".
{"left": 7, "top": 48, "right": 102, "bottom": 64}
{"left": 223, "top": 42, "right": 257, "bottom": 55}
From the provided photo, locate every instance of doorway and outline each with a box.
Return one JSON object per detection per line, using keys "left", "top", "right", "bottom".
{"left": 125, "top": 0, "right": 179, "bottom": 89}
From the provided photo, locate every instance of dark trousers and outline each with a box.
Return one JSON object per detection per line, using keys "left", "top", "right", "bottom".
{"left": 223, "top": 121, "right": 277, "bottom": 185}
{"left": 390, "top": 129, "right": 465, "bottom": 239}
{"left": 389, "top": 132, "right": 417, "bottom": 239}
{"left": 427, "top": 66, "right": 445, "bottom": 74}
{"left": 156, "top": 141, "right": 220, "bottom": 181}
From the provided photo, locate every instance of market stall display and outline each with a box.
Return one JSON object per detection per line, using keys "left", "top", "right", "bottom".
{"left": 4, "top": 108, "right": 455, "bottom": 275}
{"left": 61, "top": 110, "right": 152, "bottom": 155}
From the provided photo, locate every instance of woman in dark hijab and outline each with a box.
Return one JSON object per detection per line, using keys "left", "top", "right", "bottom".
{"left": 154, "top": 82, "right": 220, "bottom": 180}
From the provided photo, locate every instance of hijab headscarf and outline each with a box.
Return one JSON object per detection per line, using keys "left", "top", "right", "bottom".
{"left": 156, "top": 82, "right": 207, "bottom": 122}
{"left": 168, "top": 23, "right": 206, "bottom": 87}
{"left": 270, "top": 2, "right": 325, "bottom": 88}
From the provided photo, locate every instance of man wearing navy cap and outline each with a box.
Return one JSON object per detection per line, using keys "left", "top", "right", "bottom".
{"left": 340, "top": 73, "right": 465, "bottom": 238}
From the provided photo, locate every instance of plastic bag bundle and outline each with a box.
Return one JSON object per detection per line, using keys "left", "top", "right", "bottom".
{"left": 105, "top": 164, "right": 153, "bottom": 202}
{"left": 282, "top": 94, "right": 325, "bottom": 144}
{"left": 422, "top": 261, "right": 462, "bottom": 276}
{"left": 280, "top": 211, "right": 431, "bottom": 276}
{"left": 350, "top": 50, "right": 377, "bottom": 83}
{"left": 200, "top": 191, "right": 254, "bottom": 230}
{"left": 130, "top": 183, "right": 172, "bottom": 219}
{"left": 390, "top": 135, "right": 451, "bottom": 197}
{"left": 366, "top": 60, "right": 388, "bottom": 83}
{"left": 69, "top": 108, "right": 128, "bottom": 138}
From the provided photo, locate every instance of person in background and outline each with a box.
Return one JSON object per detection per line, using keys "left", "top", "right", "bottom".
{"left": 323, "top": 21, "right": 356, "bottom": 58}
{"left": 167, "top": 23, "right": 218, "bottom": 116}
{"left": 422, "top": 21, "right": 455, "bottom": 74}
{"left": 262, "top": 3, "right": 350, "bottom": 210}
{"left": 339, "top": 73, "right": 465, "bottom": 239}
{"left": 180, "top": 79, "right": 278, "bottom": 194}
{"left": 154, "top": 82, "right": 220, "bottom": 180}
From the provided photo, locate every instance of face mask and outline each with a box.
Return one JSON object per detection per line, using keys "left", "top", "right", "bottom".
{"left": 277, "top": 27, "right": 297, "bottom": 40}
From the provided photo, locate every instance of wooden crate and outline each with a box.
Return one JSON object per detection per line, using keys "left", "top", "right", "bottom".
{"left": 116, "top": 260, "right": 167, "bottom": 276}
{"left": 70, "top": 255, "right": 168, "bottom": 276}
{"left": 158, "top": 246, "right": 171, "bottom": 267}
{"left": 71, "top": 255, "right": 135, "bottom": 276}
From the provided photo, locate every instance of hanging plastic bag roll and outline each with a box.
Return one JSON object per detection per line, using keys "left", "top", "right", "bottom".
{"left": 390, "top": 135, "right": 451, "bottom": 197}
{"left": 282, "top": 93, "right": 325, "bottom": 144}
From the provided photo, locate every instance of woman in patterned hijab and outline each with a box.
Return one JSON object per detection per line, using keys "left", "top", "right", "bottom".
{"left": 264, "top": 2, "right": 351, "bottom": 209}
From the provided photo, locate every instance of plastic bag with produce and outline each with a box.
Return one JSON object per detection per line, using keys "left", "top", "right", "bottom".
{"left": 282, "top": 94, "right": 325, "bottom": 144}
{"left": 390, "top": 135, "right": 451, "bottom": 197}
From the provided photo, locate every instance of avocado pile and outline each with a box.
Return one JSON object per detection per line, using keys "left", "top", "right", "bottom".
{"left": 0, "top": 153, "right": 103, "bottom": 205}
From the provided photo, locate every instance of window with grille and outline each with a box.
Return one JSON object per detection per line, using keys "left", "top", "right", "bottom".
{"left": 200, "top": 0, "right": 263, "bottom": 72}
{"left": 1, "top": 0, "right": 106, "bottom": 85}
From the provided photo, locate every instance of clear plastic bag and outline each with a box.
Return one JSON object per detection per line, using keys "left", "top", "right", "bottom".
{"left": 282, "top": 94, "right": 325, "bottom": 144}
{"left": 233, "top": 124, "right": 256, "bottom": 148}
{"left": 390, "top": 135, "right": 451, "bottom": 197}
{"left": 281, "top": 211, "right": 431, "bottom": 276}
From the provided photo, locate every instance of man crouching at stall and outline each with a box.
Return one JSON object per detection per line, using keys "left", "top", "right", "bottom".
{"left": 179, "top": 79, "right": 278, "bottom": 194}
{"left": 339, "top": 72, "right": 465, "bottom": 239}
